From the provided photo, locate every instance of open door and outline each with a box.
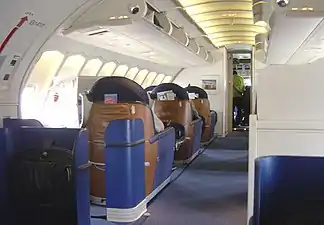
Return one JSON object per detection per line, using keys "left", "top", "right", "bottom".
{"left": 232, "top": 52, "right": 251, "bottom": 131}
{"left": 226, "top": 52, "right": 234, "bottom": 133}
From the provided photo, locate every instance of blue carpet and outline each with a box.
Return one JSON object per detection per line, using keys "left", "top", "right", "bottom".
{"left": 208, "top": 132, "right": 248, "bottom": 150}
{"left": 136, "top": 149, "right": 248, "bottom": 225}
{"left": 91, "top": 133, "right": 248, "bottom": 225}
{"left": 226, "top": 131, "right": 249, "bottom": 138}
{"left": 90, "top": 159, "right": 191, "bottom": 225}
{"left": 134, "top": 132, "right": 249, "bottom": 225}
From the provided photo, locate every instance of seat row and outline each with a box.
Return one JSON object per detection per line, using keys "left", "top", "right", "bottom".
{"left": 0, "top": 77, "right": 217, "bottom": 225}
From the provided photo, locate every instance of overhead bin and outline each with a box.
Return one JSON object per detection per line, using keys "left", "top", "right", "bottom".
{"left": 257, "top": 0, "right": 324, "bottom": 65}
{"left": 205, "top": 51, "right": 214, "bottom": 64}
{"left": 197, "top": 46, "right": 207, "bottom": 60}
{"left": 61, "top": 0, "right": 216, "bottom": 66}
{"left": 187, "top": 38, "right": 199, "bottom": 54}
{"left": 266, "top": 12, "right": 322, "bottom": 65}
{"left": 170, "top": 22, "right": 189, "bottom": 46}
{"left": 283, "top": 0, "right": 324, "bottom": 18}
{"left": 153, "top": 12, "right": 172, "bottom": 35}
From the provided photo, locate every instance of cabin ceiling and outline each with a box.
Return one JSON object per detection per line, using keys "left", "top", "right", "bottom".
{"left": 62, "top": 0, "right": 273, "bottom": 67}
{"left": 62, "top": 0, "right": 224, "bottom": 68}
{"left": 175, "top": 0, "right": 269, "bottom": 47}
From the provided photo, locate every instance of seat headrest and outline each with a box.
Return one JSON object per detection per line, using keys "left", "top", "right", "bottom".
{"left": 185, "top": 86, "right": 208, "bottom": 99}
{"left": 151, "top": 83, "right": 189, "bottom": 100}
{"left": 145, "top": 86, "right": 157, "bottom": 92}
{"left": 147, "top": 92, "right": 153, "bottom": 107}
{"left": 86, "top": 77, "right": 149, "bottom": 105}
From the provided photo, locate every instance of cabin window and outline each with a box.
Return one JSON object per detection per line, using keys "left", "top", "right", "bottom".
{"left": 41, "top": 77, "right": 79, "bottom": 128}
{"left": 152, "top": 73, "right": 165, "bottom": 85}
{"left": 134, "top": 69, "right": 149, "bottom": 84}
{"left": 125, "top": 67, "right": 139, "bottom": 80}
{"left": 55, "top": 55, "right": 86, "bottom": 80}
{"left": 20, "top": 85, "right": 37, "bottom": 119}
{"left": 97, "top": 62, "right": 117, "bottom": 77}
{"left": 113, "top": 65, "right": 128, "bottom": 77}
{"left": 141, "top": 72, "right": 157, "bottom": 88}
{"left": 162, "top": 75, "right": 173, "bottom": 83}
{"left": 21, "top": 50, "right": 65, "bottom": 120}
{"left": 39, "top": 54, "right": 84, "bottom": 128}
{"left": 79, "top": 58, "right": 103, "bottom": 76}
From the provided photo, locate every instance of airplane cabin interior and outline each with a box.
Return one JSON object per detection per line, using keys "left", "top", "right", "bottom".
{"left": 1, "top": 0, "right": 324, "bottom": 225}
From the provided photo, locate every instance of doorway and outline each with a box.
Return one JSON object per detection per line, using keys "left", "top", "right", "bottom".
{"left": 232, "top": 53, "right": 251, "bottom": 131}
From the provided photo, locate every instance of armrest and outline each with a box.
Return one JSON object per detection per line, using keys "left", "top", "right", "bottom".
{"left": 175, "top": 136, "right": 186, "bottom": 151}
{"left": 190, "top": 117, "right": 202, "bottom": 126}
{"left": 150, "top": 127, "right": 174, "bottom": 144}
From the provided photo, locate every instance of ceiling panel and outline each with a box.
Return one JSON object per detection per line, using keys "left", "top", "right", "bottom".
{"left": 180, "top": 0, "right": 252, "bottom": 8}
{"left": 176, "top": 0, "right": 269, "bottom": 47}
{"left": 192, "top": 11, "right": 253, "bottom": 23}
{"left": 203, "top": 24, "right": 268, "bottom": 34}
{"left": 199, "top": 18, "right": 254, "bottom": 27}
{"left": 185, "top": 2, "right": 252, "bottom": 15}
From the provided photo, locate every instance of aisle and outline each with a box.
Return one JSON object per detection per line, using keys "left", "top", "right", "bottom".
{"left": 135, "top": 132, "right": 248, "bottom": 225}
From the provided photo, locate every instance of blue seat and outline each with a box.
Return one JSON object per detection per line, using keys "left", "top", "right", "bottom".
{"left": 145, "top": 85, "right": 157, "bottom": 92}
{"left": 151, "top": 83, "right": 203, "bottom": 163}
{"left": 2, "top": 118, "right": 90, "bottom": 225}
{"left": 185, "top": 85, "right": 217, "bottom": 142}
{"left": 0, "top": 128, "right": 6, "bottom": 221}
{"left": 145, "top": 85, "right": 157, "bottom": 100}
{"left": 86, "top": 76, "right": 175, "bottom": 223}
{"left": 252, "top": 155, "right": 324, "bottom": 225}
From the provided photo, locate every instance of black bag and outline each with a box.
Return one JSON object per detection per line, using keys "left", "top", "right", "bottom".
{"left": 8, "top": 141, "right": 77, "bottom": 225}
{"left": 164, "top": 122, "right": 185, "bottom": 140}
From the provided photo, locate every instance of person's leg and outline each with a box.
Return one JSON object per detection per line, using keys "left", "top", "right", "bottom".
{"left": 243, "top": 97, "right": 250, "bottom": 126}
{"left": 233, "top": 97, "right": 237, "bottom": 128}
{"left": 235, "top": 97, "right": 243, "bottom": 127}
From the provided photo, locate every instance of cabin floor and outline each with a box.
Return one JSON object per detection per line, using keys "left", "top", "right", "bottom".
{"left": 92, "top": 132, "right": 248, "bottom": 225}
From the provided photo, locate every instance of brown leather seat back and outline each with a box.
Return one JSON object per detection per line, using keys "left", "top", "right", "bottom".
{"left": 153, "top": 100, "right": 194, "bottom": 160}
{"left": 192, "top": 99, "right": 211, "bottom": 123}
{"left": 87, "top": 102, "right": 158, "bottom": 200}
{"left": 192, "top": 98, "right": 212, "bottom": 141}
{"left": 153, "top": 100, "right": 192, "bottom": 125}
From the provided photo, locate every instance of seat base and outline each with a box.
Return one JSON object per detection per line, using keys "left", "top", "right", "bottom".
{"left": 91, "top": 195, "right": 106, "bottom": 206}
{"left": 174, "top": 148, "right": 202, "bottom": 165}
{"left": 200, "top": 133, "right": 217, "bottom": 146}
{"left": 93, "top": 175, "right": 171, "bottom": 223}
{"left": 175, "top": 137, "right": 186, "bottom": 151}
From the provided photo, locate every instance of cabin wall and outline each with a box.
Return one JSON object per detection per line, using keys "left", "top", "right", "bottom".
{"left": 247, "top": 58, "right": 324, "bottom": 221}
{"left": 0, "top": 0, "right": 99, "bottom": 123}
{"left": 173, "top": 59, "right": 225, "bottom": 136}
{"left": 256, "top": 59, "right": 324, "bottom": 155}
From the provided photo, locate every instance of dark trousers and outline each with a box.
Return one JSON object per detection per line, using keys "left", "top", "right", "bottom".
{"left": 233, "top": 97, "right": 243, "bottom": 127}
